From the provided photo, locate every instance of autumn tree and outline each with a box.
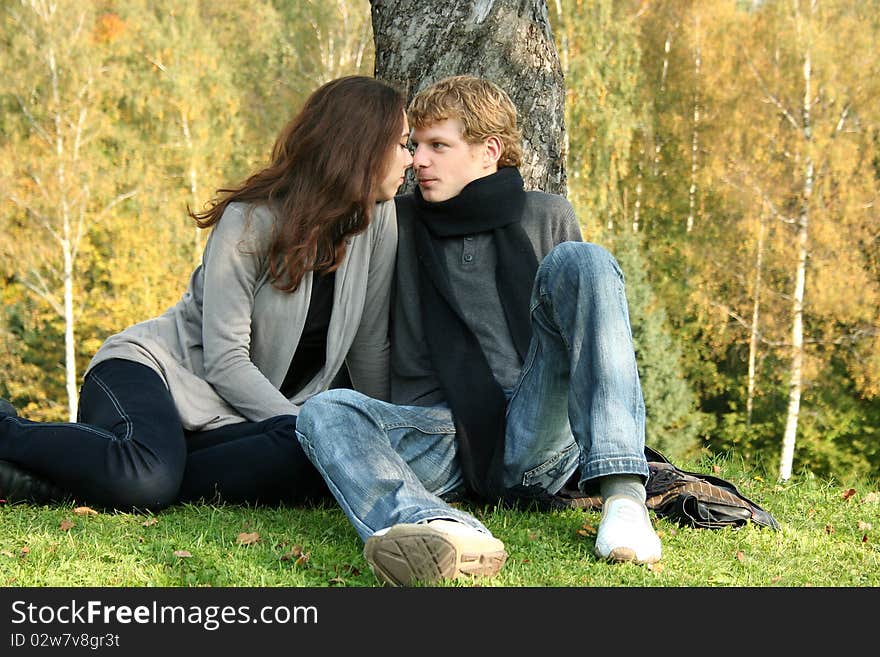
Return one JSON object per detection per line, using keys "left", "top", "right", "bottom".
{"left": 0, "top": 2, "right": 136, "bottom": 420}
{"left": 647, "top": 0, "right": 880, "bottom": 478}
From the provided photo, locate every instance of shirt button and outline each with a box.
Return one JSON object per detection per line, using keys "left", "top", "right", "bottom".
{"left": 464, "top": 254, "right": 474, "bottom": 262}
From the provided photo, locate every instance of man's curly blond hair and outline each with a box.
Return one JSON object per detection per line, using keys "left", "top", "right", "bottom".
{"left": 408, "top": 75, "right": 523, "bottom": 168}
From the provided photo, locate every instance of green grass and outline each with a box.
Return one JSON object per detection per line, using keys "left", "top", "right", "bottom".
{"left": 2, "top": 456, "right": 878, "bottom": 587}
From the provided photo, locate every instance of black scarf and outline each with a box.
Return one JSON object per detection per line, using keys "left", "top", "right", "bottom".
{"left": 404, "top": 167, "right": 539, "bottom": 499}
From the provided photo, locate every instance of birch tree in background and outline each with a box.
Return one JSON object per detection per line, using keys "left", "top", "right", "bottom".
{"left": 0, "top": 3, "right": 135, "bottom": 420}
{"left": 369, "top": 0, "right": 566, "bottom": 195}
{"left": 697, "top": 0, "right": 880, "bottom": 478}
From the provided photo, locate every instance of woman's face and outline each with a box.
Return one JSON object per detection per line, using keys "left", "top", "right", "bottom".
{"left": 375, "top": 112, "right": 413, "bottom": 202}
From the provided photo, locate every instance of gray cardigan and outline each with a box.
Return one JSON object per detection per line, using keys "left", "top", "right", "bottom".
{"left": 88, "top": 199, "right": 397, "bottom": 431}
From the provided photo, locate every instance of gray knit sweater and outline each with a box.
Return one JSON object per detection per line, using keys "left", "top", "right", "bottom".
{"left": 390, "top": 190, "right": 583, "bottom": 407}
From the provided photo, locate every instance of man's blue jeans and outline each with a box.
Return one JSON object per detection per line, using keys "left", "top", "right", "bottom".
{"left": 296, "top": 242, "right": 648, "bottom": 542}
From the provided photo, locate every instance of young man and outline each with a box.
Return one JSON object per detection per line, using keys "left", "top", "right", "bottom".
{"left": 296, "top": 75, "right": 661, "bottom": 586}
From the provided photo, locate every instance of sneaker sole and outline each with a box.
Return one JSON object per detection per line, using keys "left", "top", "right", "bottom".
{"left": 593, "top": 545, "right": 661, "bottom": 564}
{"left": 364, "top": 524, "right": 508, "bottom": 586}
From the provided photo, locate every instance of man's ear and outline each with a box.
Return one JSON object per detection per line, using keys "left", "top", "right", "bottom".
{"left": 483, "top": 135, "right": 503, "bottom": 166}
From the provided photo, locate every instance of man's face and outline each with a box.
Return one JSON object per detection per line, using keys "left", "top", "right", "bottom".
{"left": 410, "top": 118, "right": 497, "bottom": 202}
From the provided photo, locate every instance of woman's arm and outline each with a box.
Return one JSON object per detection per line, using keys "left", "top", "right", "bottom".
{"left": 200, "top": 203, "right": 298, "bottom": 421}
{"left": 345, "top": 200, "right": 398, "bottom": 401}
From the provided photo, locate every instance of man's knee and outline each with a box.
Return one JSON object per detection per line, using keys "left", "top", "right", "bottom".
{"left": 298, "top": 389, "right": 369, "bottom": 431}
{"left": 539, "top": 241, "right": 622, "bottom": 287}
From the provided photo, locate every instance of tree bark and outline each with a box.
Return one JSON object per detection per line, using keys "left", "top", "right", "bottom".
{"left": 370, "top": 0, "right": 566, "bottom": 195}
{"left": 779, "top": 31, "right": 813, "bottom": 482}
{"left": 686, "top": 12, "right": 701, "bottom": 234}
{"left": 746, "top": 202, "right": 766, "bottom": 427}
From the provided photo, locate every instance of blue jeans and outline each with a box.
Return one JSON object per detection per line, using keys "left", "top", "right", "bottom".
{"left": 296, "top": 242, "right": 648, "bottom": 542}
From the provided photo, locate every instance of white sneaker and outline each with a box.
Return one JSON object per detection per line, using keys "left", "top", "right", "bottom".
{"left": 594, "top": 495, "right": 662, "bottom": 564}
{"left": 363, "top": 520, "right": 507, "bottom": 586}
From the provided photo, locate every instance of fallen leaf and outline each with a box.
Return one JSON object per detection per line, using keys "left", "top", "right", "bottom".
{"left": 173, "top": 550, "right": 192, "bottom": 558}
{"left": 858, "top": 521, "right": 872, "bottom": 531}
{"left": 647, "top": 562, "right": 665, "bottom": 573}
{"left": 807, "top": 508, "right": 817, "bottom": 517}
{"left": 577, "top": 523, "right": 597, "bottom": 537}
{"left": 735, "top": 551, "right": 745, "bottom": 562}
{"left": 328, "top": 577, "right": 345, "bottom": 586}
{"left": 825, "top": 524, "right": 834, "bottom": 535}
{"left": 237, "top": 532, "right": 260, "bottom": 546}
{"left": 0, "top": 551, "right": 13, "bottom": 558}
{"left": 862, "top": 535, "right": 869, "bottom": 544}
{"left": 59, "top": 519, "right": 75, "bottom": 532}
{"left": 295, "top": 553, "right": 310, "bottom": 567}
{"left": 73, "top": 506, "right": 98, "bottom": 516}
{"left": 712, "top": 465, "right": 722, "bottom": 474}
{"left": 142, "top": 517, "right": 158, "bottom": 527}
{"left": 753, "top": 475, "right": 764, "bottom": 482}
{"left": 770, "top": 576, "right": 782, "bottom": 583}
{"left": 20, "top": 546, "right": 29, "bottom": 557}
{"left": 280, "top": 545, "right": 303, "bottom": 562}
{"left": 863, "top": 491, "right": 879, "bottom": 504}
{"left": 842, "top": 488, "right": 856, "bottom": 501}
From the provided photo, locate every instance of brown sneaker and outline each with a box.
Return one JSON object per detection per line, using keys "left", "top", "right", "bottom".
{"left": 363, "top": 520, "right": 508, "bottom": 586}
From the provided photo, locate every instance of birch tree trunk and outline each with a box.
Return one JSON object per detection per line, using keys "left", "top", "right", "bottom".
{"left": 779, "top": 27, "right": 813, "bottom": 481}
{"left": 180, "top": 113, "right": 204, "bottom": 265}
{"left": 686, "top": 12, "right": 701, "bottom": 234}
{"left": 370, "top": 0, "right": 566, "bottom": 195}
{"left": 746, "top": 203, "right": 766, "bottom": 427}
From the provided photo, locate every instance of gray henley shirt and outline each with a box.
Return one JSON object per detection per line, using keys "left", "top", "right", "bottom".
{"left": 390, "top": 190, "right": 583, "bottom": 407}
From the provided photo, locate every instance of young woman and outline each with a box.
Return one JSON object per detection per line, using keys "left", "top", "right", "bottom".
{"left": 0, "top": 75, "right": 413, "bottom": 510}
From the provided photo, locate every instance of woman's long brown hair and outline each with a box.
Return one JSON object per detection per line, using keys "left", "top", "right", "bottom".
{"left": 190, "top": 76, "right": 406, "bottom": 292}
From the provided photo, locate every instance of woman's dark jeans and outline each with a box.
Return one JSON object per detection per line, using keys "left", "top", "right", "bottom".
{"left": 0, "top": 359, "right": 327, "bottom": 510}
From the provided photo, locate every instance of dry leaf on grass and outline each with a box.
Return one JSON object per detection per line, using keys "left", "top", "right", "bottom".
{"left": 735, "top": 550, "right": 746, "bottom": 562}
{"left": 142, "top": 517, "right": 158, "bottom": 527}
{"left": 237, "top": 532, "right": 260, "bottom": 546}
{"left": 857, "top": 521, "right": 872, "bottom": 531}
{"left": 280, "top": 545, "right": 303, "bottom": 560}
{"left": 280, "top": 545, "right": 310, "bottom": 566}
{"left": 59, "top": 520, "right": 75, "bottom": 532}
{"left": 647, "top": 562, "right": 665, "bottom": 573}
{"left": 73, "top": 506, "right": 98, "bottom": 516}
{"left": 173, "top": 550, "right": 192, "bottom": 558}
{"left": 842, "top": 488, "right": 856, "bottom": 501}
{"left": 576, "top": 523, "right": 597, "bottom": 538}
{"left": 863, "top": 492, "right": 879, "bottom": 504}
